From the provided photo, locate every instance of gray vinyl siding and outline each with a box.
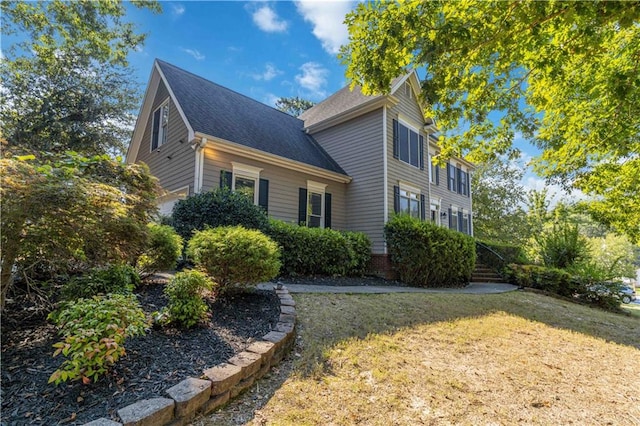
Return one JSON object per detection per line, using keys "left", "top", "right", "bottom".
{"left": 310, "top": 109, "right": 386, "bottom": 253}
{"left": 135, "top": 81, "right": 194, "bottom": 194}
{"left": 386, "top": 83, "right": 430, "bottom": 222}
{"left": 431, "top": 160, "right": 473, "bottom": 230}
{"left": 201, "top": 149, "right": 347, "bottom": 229}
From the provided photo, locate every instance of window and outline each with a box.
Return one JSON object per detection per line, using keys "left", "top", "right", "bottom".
{"left": 450, "top": 207, "right": 459, "bottom": 231}
{"left": 430, "top": 203, "right": 439, "bottom": 223}
{"left": 151, "top": 100, "right": 169, "bottom": 151}
{"left": 394, "top": 183, "right": 421, "bottom": 219}
{"left": 220, "top": 165, "right": 269, "bottom": 212}
{"left": 405, "top": 82, "right": 413, "bottom": 99}
{"left": 393, "top": 120, "right": 423, "bottom": 169}
{"left": 297, "top": 185, "right": 332, "bottom": 228}
{"left": 429, "top": 153, "right": 439, "bottom": 185}
{"left": 447, "top": 163, "right": 457, "bottom": 192}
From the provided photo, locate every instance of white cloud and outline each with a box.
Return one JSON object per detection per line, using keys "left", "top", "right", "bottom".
{"left": 264, "top": 93, "right": 280, "bottom": 107}
{"left": 295, "top": 62, "right": 329, "bottom": 99}
{"left": 252, "top": 63, "right": 282, "bottom": 81}
{"left": 251, "top": 5, "right": 288, "bottom": 33}
{"left": 171, "top": 4, "right": 185, "bottom": 17}
{"left": 295, "top": 0, "right": 356, "bottom": 55}
{"left": 181, "top": 48, "right": 205, "bottom": 61}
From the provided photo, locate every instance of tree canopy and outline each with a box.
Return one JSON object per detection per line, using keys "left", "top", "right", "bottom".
{"left": 1, "top": 0, "right": 160, "bottom": 156}
{"left": 471, "top": 156, "right": 529, "bottom": 245}
{"left": 275, "top": 96, "right": 315, "bottom": 117}
{"left": 341, "top": 0, "right": 640, "bottom": 242}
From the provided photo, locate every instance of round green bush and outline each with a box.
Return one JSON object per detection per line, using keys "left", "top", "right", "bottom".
{"left": 171, "top": 188, "right": 270, "bottom": 241}
{"left": 187, "top": 226, "right": 281, "bottom": 293}
{"left": 161, "top": 270, "right": 213, "bottom": 328}
{"left": 136, "top": 223, "right": 183, "bottom": 275}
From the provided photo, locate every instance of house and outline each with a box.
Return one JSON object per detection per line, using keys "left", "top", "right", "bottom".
{"left": 126, "top": 59, "right": 474, "bottom": 271}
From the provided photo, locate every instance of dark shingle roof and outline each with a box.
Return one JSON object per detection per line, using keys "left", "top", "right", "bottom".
{"left": 156, "top": 60, "right": 346, "bottom": 176}
{"left": 300, "top": 76, "right": 406, "bottom": 128}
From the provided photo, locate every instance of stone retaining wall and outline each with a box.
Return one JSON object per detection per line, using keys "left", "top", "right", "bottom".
{"left": 83, "top": 285, "right": 296, "bottom": 426}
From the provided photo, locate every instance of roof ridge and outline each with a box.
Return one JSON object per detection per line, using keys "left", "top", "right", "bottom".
{"left": 155, "top": 58, "right": 304, "bottom": 123}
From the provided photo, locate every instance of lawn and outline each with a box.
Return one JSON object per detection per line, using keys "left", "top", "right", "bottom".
{"left": 199, "top": 291, "right": 640, "bottom": 425}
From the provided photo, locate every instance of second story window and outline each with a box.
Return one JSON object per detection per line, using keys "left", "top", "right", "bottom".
{"left": 151, "top": 100, "right": 169, "bottom": 151}
{"left": 393, "top": 119, "right": 424, "bottom": 170}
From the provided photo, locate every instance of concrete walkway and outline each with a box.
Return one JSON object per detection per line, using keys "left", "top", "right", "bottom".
{"left": 257, "top": 282, "right": 519, "bottom": 294}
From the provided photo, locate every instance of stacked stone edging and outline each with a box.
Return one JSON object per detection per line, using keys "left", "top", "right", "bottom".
{"left": 83, "top": 285, "right": 296, "bottom": 426}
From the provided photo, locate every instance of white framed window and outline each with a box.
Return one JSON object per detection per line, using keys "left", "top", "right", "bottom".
{"left": 397, "top": 120, "right": 421, "bottom": 168}
{"left": 398, "top": 182, "right": 421, "bottom": 219}
{"left": 151, "top": 99, "right": 169, "bottom": 151}
{"left": 450, "top": 206, "right": 459, "bottom": 231}
{"left": 307, "top": 180, "right": 326, "bottom": 228}
{"left": 231, "top": 162, "right": 262, "bottom": 205}
{"left": 430, "top": 199, "right": 440, "bottom": 224}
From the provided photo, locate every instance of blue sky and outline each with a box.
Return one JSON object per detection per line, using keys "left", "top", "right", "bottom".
{"left": 126, "top": 1, "right": 355, "bottom": 106}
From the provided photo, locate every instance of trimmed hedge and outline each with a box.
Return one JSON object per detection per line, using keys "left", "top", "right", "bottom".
{"left": 267, "top": 220, "right": 371, "bottom": 277}
{"left": 384, "top": 215, "right": 476, "bottom": 287}
{"left": 170, "top": 188, "right": 270, "bottom": 241}
{"left": 506, "top": 263, "right": 622, "bottom": 310}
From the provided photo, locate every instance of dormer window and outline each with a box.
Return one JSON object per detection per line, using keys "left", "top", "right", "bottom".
{"left": 151, "top": 99, "right": 169, "bottom": 151}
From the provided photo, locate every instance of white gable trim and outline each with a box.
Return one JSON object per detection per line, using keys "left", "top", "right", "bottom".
{"left": 125, "top": 60, "right": 195, "bottom": 164}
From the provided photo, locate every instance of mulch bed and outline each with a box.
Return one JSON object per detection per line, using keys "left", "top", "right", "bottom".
{"left": 1, "top": 283, "right": 281, "bottom": 425}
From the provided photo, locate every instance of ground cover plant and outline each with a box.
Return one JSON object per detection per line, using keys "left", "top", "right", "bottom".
{"left": 198, "top": 291, "right": 640, "bottom": 426}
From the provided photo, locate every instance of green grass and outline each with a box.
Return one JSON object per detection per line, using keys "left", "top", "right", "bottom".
{"left": 202, "top": 291, "right": 640, "bottom": 425}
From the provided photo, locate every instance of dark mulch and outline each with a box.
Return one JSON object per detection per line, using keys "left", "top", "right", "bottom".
{"left": 1, "top": 283, "right": 280, "bottom": 425}
{"left": 275, "top": 275, "right": 407, "bottom": 287}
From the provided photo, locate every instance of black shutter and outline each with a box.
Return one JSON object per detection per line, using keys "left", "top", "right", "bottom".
{"left": 459, "top": 212, "right": 464, "bottom": 233}
{"left": 324, "top": 193, "right": 332, "bottom": 228}
{"left": 220, "top": 170, "right": 232, "bottom": 189}
{"left": 457, "top": 167, "right": 463, "bottom": 194}
{"left": 393, "top": 185, "right": 400, "bottom": 214}
{"left": 435, "top": 165, "right": 440, "bottom": 185}
{"left": 420, "top": 194, "right": 426, "bottom": 220}
{"left": 419, "top": 135, "right": 424, "bottom": 170}
{"left": 448, "top": 208, "right": 452, "bottom": 228}
{"left": 259, "top": 178, "right": 269, "bottom": 213}
{"left": 468, "top": 215, "right": 473, "bottom": 235}
{"left": 392, "top": 119, "right": 399, "bottom": 159}
{"left": 151, "top": 108, "right": 160, "bottom": 150}
{"left": 447, "top": 165, "right": 451, "bottom": 191}
{"left": 466, "top": 172, "right": 471, "bottom": 197}
{"left": 298, "top": 188, "right": 307, "bottom": 225}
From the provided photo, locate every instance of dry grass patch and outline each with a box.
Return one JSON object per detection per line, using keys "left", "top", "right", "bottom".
{"left": 199, "top": 291, "right": 640, "bottom": 425}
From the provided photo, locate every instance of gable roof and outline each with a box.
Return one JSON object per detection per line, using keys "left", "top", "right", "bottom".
{"left": 300, "top": 74, "right": 409, "bottom": 129}
{"left": 154, "top": 60, "right": 346, "bottom": 176}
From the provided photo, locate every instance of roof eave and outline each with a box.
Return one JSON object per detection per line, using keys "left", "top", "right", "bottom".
{"left": 194, "top": 132, "right": 352, "bottom": 184}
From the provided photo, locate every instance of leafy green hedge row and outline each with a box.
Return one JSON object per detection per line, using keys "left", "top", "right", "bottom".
{"left": 506, "top": 264, "right": 622, "bottom": 310}
{"left": 267, "top": 220, "right": 371, "bottom": 277}
{"left": 384, "top": 215, "right": 476, "bottom": 287}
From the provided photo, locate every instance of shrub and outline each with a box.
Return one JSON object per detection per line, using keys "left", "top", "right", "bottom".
{"left": 534, "top": 223, "right": 590, "bottom": 268}
{"left": 384, "top": 215, "right": 476, "bottom": 287}
{"left": 61, "top": 264, "right": 140, "bottom": 301}
{"left": 476, "top": 240, "right": 528, "bottom": 270}
{"left": 47, "top": 293, "right": 148, "bottom": 384}
{"left": 158, "top": 270, "right": 213, "bottom": 328}
{"left": 187, "top": 226, "right": 281, "bottom": 293}
{"left": 266, "top": 220, "right": 371, "bottom": 276}
{"left": 136, "top": 223, "right": 183, "bottom": 276}
{"left": 171, "top": 187, "right": 270, "bottom": 241}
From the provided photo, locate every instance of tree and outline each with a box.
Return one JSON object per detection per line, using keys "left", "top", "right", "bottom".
{"left": 275, "top": 96, "right": 315, "bottom": 117}
{"left": 1, "top": 0, "right": 160, "bottom": 156}
{"left": 0, "top": 153, "right": 159, "bottom": 310}
{"left": 471, "top": 156, "right": 529, "bottom": 245}
{"left": 341, "top": 1, "right": 640, "bottom": 242}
